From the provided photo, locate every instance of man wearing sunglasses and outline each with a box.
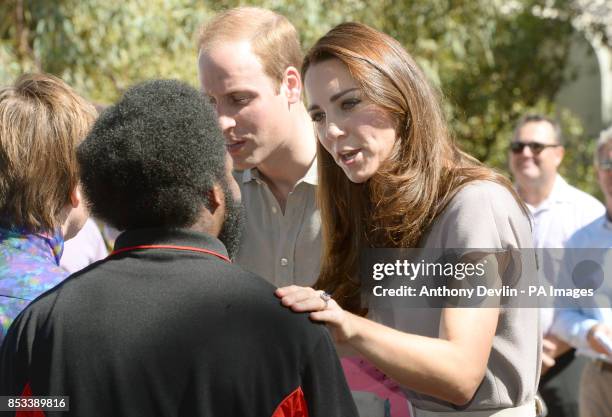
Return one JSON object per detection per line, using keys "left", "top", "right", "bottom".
{"left": 509, "top": 114, "right": 605, "bottom": 417}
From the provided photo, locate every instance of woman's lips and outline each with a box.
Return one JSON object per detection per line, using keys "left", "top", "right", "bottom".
{"left": 338, "top": 149, "right": 361, "bottom": 165}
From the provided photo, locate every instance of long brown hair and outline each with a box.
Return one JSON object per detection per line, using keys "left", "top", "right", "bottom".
{"left": 302, "top": 22, "right": 527, "bottom": 314}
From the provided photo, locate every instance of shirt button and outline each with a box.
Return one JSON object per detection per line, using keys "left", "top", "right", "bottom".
{"left": 272, "top": 206, "right": 277, "bottom": 214}
{"left": 280, "top": 258, "right": 288, "bottom": 266}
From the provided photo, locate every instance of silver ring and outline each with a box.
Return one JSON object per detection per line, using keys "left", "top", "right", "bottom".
{"left": 320, "top": 291, "right": 332, "bottom": 309}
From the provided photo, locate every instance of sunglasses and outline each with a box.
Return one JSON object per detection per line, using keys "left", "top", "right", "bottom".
{"left": 510, "top": 141, "right": 561, "bottom": 155}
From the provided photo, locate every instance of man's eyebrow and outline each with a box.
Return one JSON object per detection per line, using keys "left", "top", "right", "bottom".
{"left": 307, "top": 87, "right": 360, "bottom": 112}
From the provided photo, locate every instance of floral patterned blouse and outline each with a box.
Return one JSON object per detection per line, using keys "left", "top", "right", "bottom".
{"left": 0, "top": 227, "right": 67, "bottom": 343}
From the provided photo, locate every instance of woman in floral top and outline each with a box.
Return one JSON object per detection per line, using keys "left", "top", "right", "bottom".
{"left": 0, "top": 73, "right": 96, "bottom": 342}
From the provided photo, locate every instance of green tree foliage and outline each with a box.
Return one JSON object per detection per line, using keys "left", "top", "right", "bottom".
{"left": 0, "top": 0, "right": 209, "bottom": 102}
{"left": 0, "top": 0, "right": 603, "bottom": 197}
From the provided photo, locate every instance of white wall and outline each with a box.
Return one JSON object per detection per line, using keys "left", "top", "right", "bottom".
{"left": 555, "top": 33, "right": 606, "bottom": 137}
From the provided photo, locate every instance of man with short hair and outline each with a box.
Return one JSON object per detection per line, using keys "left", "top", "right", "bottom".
{"left": 0, "top": 80, "right": 357, "bottom": 417}
{"left": 551, "top": 125, "right": 612, "bottom": 417}
{"left": 197, "top": 7, "right": 319, "bottom": 288}
{"left": 509, "top": 114, "right": 603, "bottom": 244}
{"left": 509, "top": 114, "right": 605, "bottom": 416}
{"left": 0, "top": 73, "right": 96, "bottom": 343}
{"left": 197, "top": 12, "right": 390, "bottom": 415}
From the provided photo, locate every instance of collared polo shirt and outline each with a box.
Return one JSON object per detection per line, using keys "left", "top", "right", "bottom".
{"left": 235, "top": 158, "right": 321, "bottom": 287}
{"left": 523, "top": 175, "right": 605, "bottom": 332}
{"left": 0, "top": 228, "right": 358, "bottom": 417}
{"left": 526, "top": 175, "right": 604, "bottom": 249}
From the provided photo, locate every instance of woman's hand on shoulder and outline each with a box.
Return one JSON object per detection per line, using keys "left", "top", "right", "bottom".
{"left": 275, "top": 285, "right": 356, "bottom": 342}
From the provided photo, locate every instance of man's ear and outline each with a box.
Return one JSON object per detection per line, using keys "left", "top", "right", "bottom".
{"left": 553, "top": 146, "right": 565, "bottom": 168}
{"left": 282, "top": 66, "right": 302, "bottom": 105}
{"left": 206, "top": 184, "right": 224, "bottom": 213}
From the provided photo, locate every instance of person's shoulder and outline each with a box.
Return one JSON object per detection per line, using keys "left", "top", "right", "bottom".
{"left": 208, "top": 261, "right": 295, "bottom": 304}
{"left": 566, "top": 215, "right": 608, "bottom": 248}
{"left": 5, "top": 276, "right": 65, "bottom": 335}
{"left": 427, "top": 180, "right": 530, "bottom": 249}
{"left": 220, "top": 263, "right": 279, "bottom": 295}
{"left": 229, "top": 266, "right": 309, "bottom": 314}
{"left": 554, "top": 178, "right": 605, "bottom": 230}
{"left": 445, "top": 180, "right": 522, "bottom": 217}
{"left": 217, "top": 264, "right": 331, "bottom": 350}
{"left": 0, "top": 256, "right": 67, "bottom": 302}
{"left": 563, "top": 180, "right": 605, "bottom": 212}
{"left": 456, "top": 179, "right": 515, "bottom": 197}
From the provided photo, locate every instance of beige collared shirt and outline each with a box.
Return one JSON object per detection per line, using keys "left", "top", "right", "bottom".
{"left": 234, "top": 159, "right": 321, "bottom": 287}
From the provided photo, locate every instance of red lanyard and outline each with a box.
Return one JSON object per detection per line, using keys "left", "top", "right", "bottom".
{"left": 109, "top": 244, "right": 231, "bottom": 263}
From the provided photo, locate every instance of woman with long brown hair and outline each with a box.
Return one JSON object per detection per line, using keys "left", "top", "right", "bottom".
{"left": 276, "top": 22, "right": 540, "bottom": 416}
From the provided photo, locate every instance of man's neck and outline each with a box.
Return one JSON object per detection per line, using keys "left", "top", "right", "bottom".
{"left": 256, "top": 106, "right": 316, "bottom": 211}
{"left": 190, "top": 209, "right": 220, "bottom": 238}
{"left": 517, "top": 176, "right": 557, "bottom": 208}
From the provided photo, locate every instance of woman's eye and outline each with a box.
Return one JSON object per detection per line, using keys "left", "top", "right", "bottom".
{"left": 341, "top": 98, "right": 360, "bottom": 110}
{"left": 310, "top": 112, "right": 325, "bottom": 123}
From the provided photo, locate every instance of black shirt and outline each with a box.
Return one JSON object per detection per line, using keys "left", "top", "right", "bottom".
{"left": 0, "top": 228, "right": 357, "bottom": 417}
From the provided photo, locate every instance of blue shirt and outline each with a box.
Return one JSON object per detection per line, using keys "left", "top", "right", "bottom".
{"left": 551, "top": 214, "right": 612, "bottom": 361}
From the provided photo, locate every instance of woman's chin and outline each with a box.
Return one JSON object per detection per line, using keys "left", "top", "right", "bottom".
{"left": 344, "top": 171, "right": 372, "bottom": 184}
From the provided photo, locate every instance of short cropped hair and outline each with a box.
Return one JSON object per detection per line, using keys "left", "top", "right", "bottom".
{"left": 596, "top": 125, "right": 612, "bottom": 166}
{"left": 0, "top": 73, "right": 97, "bottom": 232}
{"left": 513, "top": 113, "right": 564, "bottom": 145}
{"left": 77, "top": 79, "right": 226, "bottom": 231}
{"left": 198, "top": 7, "right": 303, "bottom": 89}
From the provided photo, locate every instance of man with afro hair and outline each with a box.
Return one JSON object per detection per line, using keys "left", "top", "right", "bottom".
{"left": 0, "top": 79, "right": 357, "bottom": 417}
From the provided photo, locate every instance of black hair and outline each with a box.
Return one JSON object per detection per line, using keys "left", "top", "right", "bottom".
{"left": 77, "top": 79, "right": 225, "bottom": 230}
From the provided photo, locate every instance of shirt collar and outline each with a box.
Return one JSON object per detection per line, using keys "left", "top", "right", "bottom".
{"left": 546, "top": 174, "right": 572, "bottom": 204}
{"left": 42, "top": 230, "right": 65, "bottom": 265}
{"left": 241, "top": 157, "right": 318, "bottom": 186}
{"left": 301, "top": 157, "right": 318, "bottom": 185}
{"left": 113, "top": 228, "right": 229, "bottom": 260}
{"left": 0, "top": 227, "right": 64, "bottom": 265}
{"left": 525, "top": 175, "right": 570, "bottom": 214}
{"left": 241, "top": 168, "right": 256, "bottom": 184}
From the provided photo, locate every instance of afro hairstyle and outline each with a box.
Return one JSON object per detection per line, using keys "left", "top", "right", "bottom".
{"left": 77, "top": 79, "right": 226, "bottom": 231}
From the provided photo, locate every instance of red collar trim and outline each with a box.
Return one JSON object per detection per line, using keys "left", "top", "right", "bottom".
{"left": 110, "top": 244, "right": 231, "bottom": 263}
